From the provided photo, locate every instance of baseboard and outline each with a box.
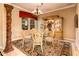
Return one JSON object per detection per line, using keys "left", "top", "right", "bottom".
{"left": 63, "top": 38, "right": 75, "bottom": 43}
{"left": 12, "top": 36, "right": 31, "bottom": 41}
{"left": 0, "top": 46, "right": 3, "bottom": 56}
{"left": 63, "top": 37, "right": 76, "bottom": 56}
{"left": 12, "top": 36, "right": 22, "bottom": 41}
{"left": 0, "top": 46, "right": 4, "bottom": 51}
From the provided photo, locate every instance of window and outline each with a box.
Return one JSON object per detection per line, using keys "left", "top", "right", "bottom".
{"left": 22, "top": 18, "right": 28, "bottom": 30}
{"left": 30, "top": 19, "right": 35, "bottom": 29}
{"left": 22, "top": 18, "right": 36, "bottom": 30}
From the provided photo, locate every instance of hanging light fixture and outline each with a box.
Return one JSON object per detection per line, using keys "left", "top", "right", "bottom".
{"left": 32, "top": 3, "right": 43, "bottom": 16}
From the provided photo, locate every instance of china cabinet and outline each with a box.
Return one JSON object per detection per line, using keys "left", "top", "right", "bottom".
{"left": 43, "top": 15, "right": 63, "bottom": 39}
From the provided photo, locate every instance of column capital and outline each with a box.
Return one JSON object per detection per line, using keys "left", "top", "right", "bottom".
{"left": 4, "top": 4, "right": 14, "bottom": 12}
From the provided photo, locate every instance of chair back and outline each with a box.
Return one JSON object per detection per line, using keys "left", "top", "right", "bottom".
{"left": 32, "top": 31, "right": 43, "bottom": 43}
{"left": 21, "top": 30, "right": 31, "bottom": 39}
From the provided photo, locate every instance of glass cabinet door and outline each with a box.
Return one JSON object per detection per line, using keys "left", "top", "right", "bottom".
{"left": 54, "top": 18, "right": 63, "bottom": 39}
{"left": 55, "top": 19, "right": 62, "bottom": 31}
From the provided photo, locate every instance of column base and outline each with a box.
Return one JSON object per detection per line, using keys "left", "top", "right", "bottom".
{"left": 3, "top": 47, "right": 14, "bottom": 53}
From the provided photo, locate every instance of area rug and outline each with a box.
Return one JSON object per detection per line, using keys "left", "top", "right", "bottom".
{"left": 13, "top": 39, "right": 72, "bottom": 56}
{"left": 61, "top": 42, "right": 72, "bottom": 56}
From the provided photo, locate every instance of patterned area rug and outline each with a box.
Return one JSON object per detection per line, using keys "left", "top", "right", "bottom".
{"left": 61, "top": 42, "right": 72, "bottom": 56}
{"left": 13, "top": 39, "right": 72, "bottom": 56}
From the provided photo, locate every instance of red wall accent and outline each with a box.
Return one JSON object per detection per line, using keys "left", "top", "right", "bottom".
{"left": 19, "top": 11, "right": 37, "bottom": 20}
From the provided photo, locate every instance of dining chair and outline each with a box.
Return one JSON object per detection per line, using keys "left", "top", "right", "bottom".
{"left": 31, "top": 30, "right": 43, "bottom": 52}
{"left": 21, "top": 30, "right": 31, "bottom": 47}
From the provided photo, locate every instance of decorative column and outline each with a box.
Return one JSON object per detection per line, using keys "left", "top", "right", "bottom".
{"left": 3, "top": 4, "right": 14, "bottom": 53}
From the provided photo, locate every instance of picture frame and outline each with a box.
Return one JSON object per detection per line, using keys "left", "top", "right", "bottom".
{"left": 74, "top": 14, "right": 78, "bottom": 28}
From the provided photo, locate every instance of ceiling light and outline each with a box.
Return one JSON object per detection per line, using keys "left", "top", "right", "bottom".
{"left": 32, "top": 3, "right": 43, "bottom": 16}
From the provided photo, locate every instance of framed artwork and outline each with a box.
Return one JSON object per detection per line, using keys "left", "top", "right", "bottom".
{"left": 74, "top": 14, "right": 78, "bottom": 28}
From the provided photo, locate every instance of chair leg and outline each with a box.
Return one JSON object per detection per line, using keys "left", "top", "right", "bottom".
{"left": 33, "top": 44, "right": 35, "bottom": 51}
{"left": 41, "top": 44, "right": 43, "bottom": 52}
{"left": 22, "top": 39, "right": 24, "bottom": 48}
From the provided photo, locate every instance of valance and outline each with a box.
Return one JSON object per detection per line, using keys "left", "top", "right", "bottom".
{"left": 19, "top": 11, "right": 37, "bottom": 20}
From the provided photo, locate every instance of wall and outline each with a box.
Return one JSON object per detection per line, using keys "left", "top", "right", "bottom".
{"left": 40, "top": 7, "right": 76, "bottom": 41}
{"left": 0, "top": 4, "right": 3, "bottom": 49}
{"left": 12, "top": 7, "right": 22, "bottom": 41}
{"left": 0, "top": 4, "right": 6, "bottom": 50}
{"left": 38, "top": 17, "right": 44, "bottom": 32}
{"left": 0, "top": 4, "right": 37, "bottom": 50}
{"left": 0, "top": 4, "right": 22, "bottom": 49}
{"left": 73, "top": 4, "right": 79, "bottom": 55}
{"left": 12, "top": 6, "right": 38, "bottom": 41}
{"left": 76, "top": 4, "right": 79, "bottom": 51}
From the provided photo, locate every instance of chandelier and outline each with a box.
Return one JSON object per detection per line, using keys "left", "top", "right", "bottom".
{"left": 32, "top": 3, "right": 43, "bottom": 15}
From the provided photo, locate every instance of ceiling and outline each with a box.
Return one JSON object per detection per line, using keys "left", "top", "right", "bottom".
{"left": 13, "top": 3, "right": 75, "bottom": 14}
